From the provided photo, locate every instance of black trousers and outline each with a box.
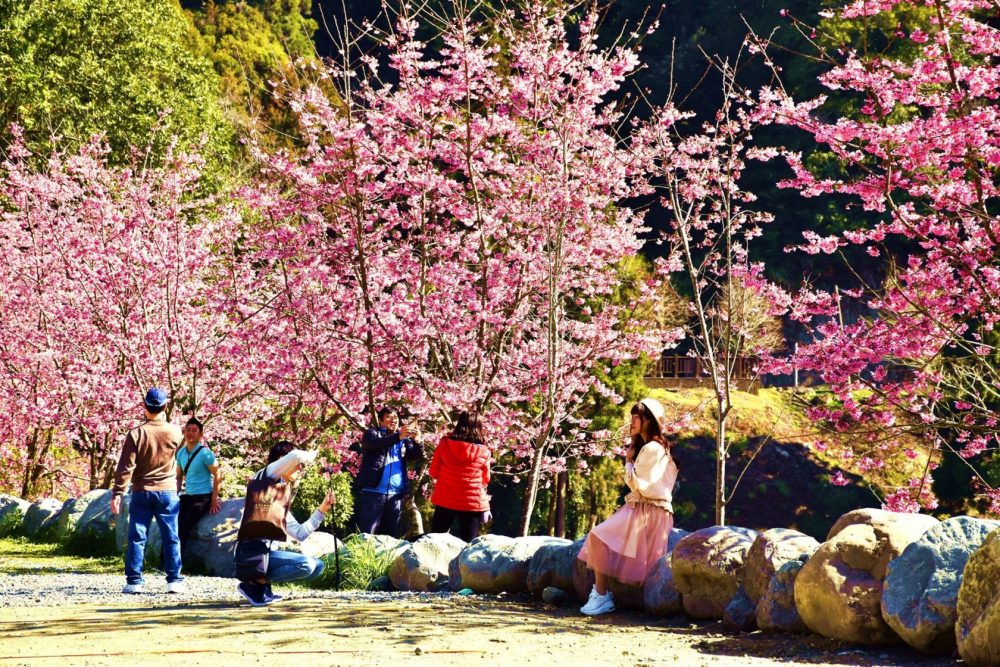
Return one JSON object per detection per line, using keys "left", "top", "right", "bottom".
{"left": 355, "top": 491, "right": 404, "bottom": 538}
{"left": 430, "top": 506, "right": 481, "bottom": 543}
{"left": 178, "top": 493, "right": 212, "bottom": 558}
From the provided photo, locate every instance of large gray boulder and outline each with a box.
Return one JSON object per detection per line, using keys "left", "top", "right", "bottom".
{"left": 956, "top": 526, "right": 1000, "bottom": 667}
{"left": 757, "top": 557, "right": 810, "bottom": 633}
{"left": 283, "top": 530, "right": 343, "bottom": 559}
{"left": 390, "top": 532, "right": 466, "bottom": 592}
{"left": 672, "top": 526, "right": 758, "bottom": 619}
{"left": 794, "top": 508, "right": 939, "bottom": 645}
{"left": 723, "top": 586, "right": 757, "bottom": 632}
{"left": 0, "top": 494, "right": 31, "bottom": 536}
{"left": 643, "top": 555, "right": 683, "bottom": 616}
{"left": 881, "top": 516, "right": 1000, "bottom": 655}
{"left": 23, "top": 498, "right": 66, "bottom": 540}
{"left": 454, "top": 534, "right": 567, "bottom": 594}
{"left": 641, "top": 528, "right": 690, "bottom": 616}
{"left": 743, "top": 528, "right": 819, "bottom": 604}
{"left": 184, "top": 497, "right": 243, "bottom": 576}
{"left": 527, "top": 537, "right": 584, "bottom": 597}
{"left": 56, "top": 490, "right": 116, "bottom": 552}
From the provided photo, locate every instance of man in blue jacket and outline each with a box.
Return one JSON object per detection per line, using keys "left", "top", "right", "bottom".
{"left": 355, "top": 407, "right": 423, "bottom": 538}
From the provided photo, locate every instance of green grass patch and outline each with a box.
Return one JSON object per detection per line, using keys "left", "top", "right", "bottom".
{"left": 305, "top": 535, "right": 398, "bottom": 591}
{"left": 0, "top": 536, "right": 121, "bottom": 575}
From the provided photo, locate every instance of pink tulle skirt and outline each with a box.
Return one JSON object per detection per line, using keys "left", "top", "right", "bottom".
{"left": 577, "top": 501, "right": 674, "bottom": 586}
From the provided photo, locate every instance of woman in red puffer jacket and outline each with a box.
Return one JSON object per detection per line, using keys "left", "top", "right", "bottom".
{"left": 429, "top": 410, "right": 491, "bottom": 542}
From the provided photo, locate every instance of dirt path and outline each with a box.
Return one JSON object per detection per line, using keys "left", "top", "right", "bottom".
{"left": 0, "top": 595, "right": 961, "bottom": 667}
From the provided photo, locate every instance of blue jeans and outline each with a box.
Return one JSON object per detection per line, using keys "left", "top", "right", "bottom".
{"left": 126, "top": 490, "right": 182, "bottom": 585}
{"left": 267, "top": 550, "right": 324, "bottom": 584}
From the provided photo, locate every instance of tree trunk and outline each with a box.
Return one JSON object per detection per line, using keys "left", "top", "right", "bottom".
{"left": 715, "top": 410, "right": 726, "bottom": 525}
{"left": 554, "top": 470, "right": 568, "bottom": 538}
{"left": 519, "top": 446, "right": 547, "bottom": 536}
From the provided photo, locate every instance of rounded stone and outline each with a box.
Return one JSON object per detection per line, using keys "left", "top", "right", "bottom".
{"left": 671, "top": 525, "right": 758, "bottom": 619}
{"left": 23, "top": 498, "right": 66, "bottom": 540}
{"left": 390, "top": 532, "right": 466, "bottom": 592}
{"left": 527, "top": 537, "right": 583, "bottom": 597}
{"left": 956, "top": 526, "right": 1000, "bottom": 667}
{"left": 743, "top": 527, "right": 819, "bottom": 604}
{"left": 454, "top": 534, "right": 568, "bottom": 594}
{"left": 756, "top": 558, "right": 809, "bottom": 633}
{"left": 795, "top": 508, "right": 939, "bottom": 645}
{"left": 881, "top": 516, "right": 1000, "bottom": 655}
{"left": 643, "top": 554, "right": 683, "bottom": 616}
{"left": 55, "top": 489, "right": 115, "bottom": 552}
{"left": 723, "top": 586, "right": 757, "bottom": 632}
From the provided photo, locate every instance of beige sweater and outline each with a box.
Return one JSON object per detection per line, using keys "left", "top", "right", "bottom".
{"left": 624, "top": 441, "right": 679, "bottom": 512}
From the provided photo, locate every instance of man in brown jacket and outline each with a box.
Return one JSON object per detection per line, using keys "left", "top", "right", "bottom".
{"left": 110, "top": 388, "right": 185, "bottom": 594}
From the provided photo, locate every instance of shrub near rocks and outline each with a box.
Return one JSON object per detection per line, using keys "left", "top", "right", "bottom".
{"left": 0, "top": 494, "right": 30, "bottom": 536}
{"left": 794, "top": 508, "right": 939, "bottom": 646}
{"left": 671, "top": 525, "right": 758, "bottom": 619}
{"left": 956, "top": 526, "right": 1000, "bottom": 667}
{"left": 881, "top": 516, "right": 1000, "bottom": 656}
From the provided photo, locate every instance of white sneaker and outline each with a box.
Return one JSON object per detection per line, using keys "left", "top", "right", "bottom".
{"left": 121, "top": 583, "right": 144, "bottom": 594}
{"left": 580, "top": 589, "right": 615, "bottom": 615}
{"left": 165, "top": 581, "right": 187, "bottom": 594}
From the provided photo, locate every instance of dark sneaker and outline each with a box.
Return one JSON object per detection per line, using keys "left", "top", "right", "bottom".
{"left": 237, "top": 582, "right": 273, "bottom": 607}
{"left": 265, "top": 584, "right": 283, "bottom": 603}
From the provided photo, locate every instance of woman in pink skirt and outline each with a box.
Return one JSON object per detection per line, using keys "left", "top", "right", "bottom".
{"left": 578, "top": 397, "right": 679, "bottom": 615}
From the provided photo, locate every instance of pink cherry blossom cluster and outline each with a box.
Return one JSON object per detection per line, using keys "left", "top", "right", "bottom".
{"left": 217, "top": 1, "right": 676, "bottom": 519}
{"left": 0, "top": 130, "right": 269, "bottom": 495}
{"left": 759, "top": 0, "right": 1000, "bottom": 513}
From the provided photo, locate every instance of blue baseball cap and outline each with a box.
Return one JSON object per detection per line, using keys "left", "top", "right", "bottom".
{"left": 144, "top": 387, "right": 169, "bottom": 409}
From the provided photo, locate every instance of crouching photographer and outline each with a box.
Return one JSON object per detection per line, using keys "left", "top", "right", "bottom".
{"left": 234, "top": 441, "right": 335, "bottom": 607}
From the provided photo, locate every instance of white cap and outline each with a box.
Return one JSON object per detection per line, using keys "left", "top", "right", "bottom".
{"left": 639, "top": 398, "right": 668, "bottom": 432}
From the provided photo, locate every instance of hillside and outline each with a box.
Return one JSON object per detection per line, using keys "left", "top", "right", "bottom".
{"left": 651, "top": 388, "right": 929, "bottom": 539}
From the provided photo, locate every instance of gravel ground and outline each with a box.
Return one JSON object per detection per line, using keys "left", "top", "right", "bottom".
{"left": 0, "top": 572, "right": 963, "bottom": 666}
{"left": 0, "top": 572, "right": 448, "bottom": 608}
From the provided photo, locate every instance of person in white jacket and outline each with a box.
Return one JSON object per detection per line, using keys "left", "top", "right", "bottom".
{"left": 237, "top": 442, "right": 335, "bottom": 607}
{"left": 577, "top": 398, "right": 680, "bottom": 616}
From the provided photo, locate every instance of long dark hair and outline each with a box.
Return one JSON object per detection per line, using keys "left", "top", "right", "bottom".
{"left": 629, "top": 403, "right": 680, "bottom": 470}
{"left": 450, "top": 409, "right": 484, "bottom": 443}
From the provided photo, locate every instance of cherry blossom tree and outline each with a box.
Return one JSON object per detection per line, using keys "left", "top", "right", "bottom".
{"left": 230, "top": 2, "right": 672, "bottom": 533}
{"left": 0, "top": 128, "right": 264, "bottom": 495}
{"left": 762, "top": 0, "right": 1000, "bottom": 515}
{"left": 639, "top": 46, "right": 791, "bottom": 525}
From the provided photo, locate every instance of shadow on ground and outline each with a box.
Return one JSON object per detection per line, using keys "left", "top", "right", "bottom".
{"left": 0, "top": 595, "right": 960, "bottom": 666}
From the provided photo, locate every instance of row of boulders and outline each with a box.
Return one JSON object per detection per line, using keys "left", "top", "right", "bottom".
{"left": 347, "top": 509, "right": 1000, "bottom": 666}
{"left": 4, "top": 490, "right": 999, "bottom": 666}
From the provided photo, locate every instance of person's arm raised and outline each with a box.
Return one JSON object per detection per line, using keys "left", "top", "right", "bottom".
{"left": 360, "top": 427, "right": 400, "bottom": 453}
